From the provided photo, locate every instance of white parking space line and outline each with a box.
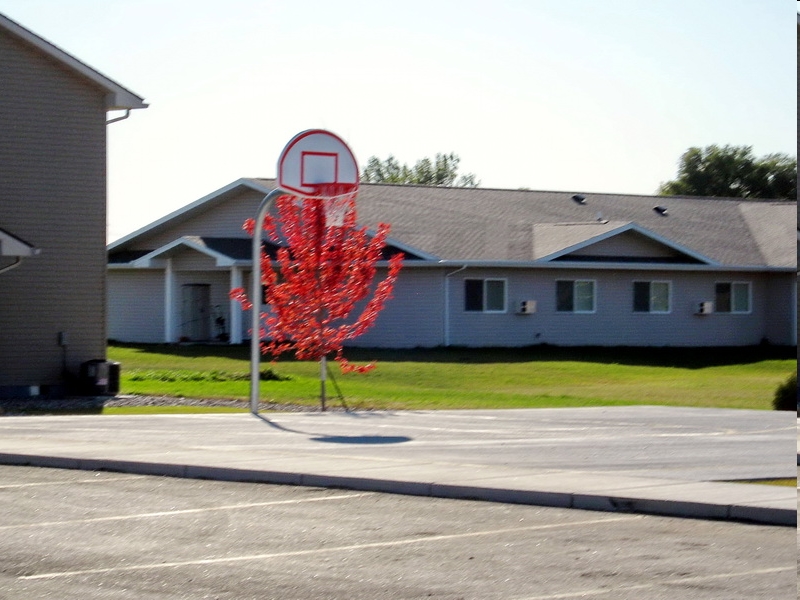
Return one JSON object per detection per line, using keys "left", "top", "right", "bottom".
{"left": 0, "top": 475, "right": 142, "bottom": 490}
{"left": 1, "top": 492, "right": 367, "bottom": 530}
{"left": 20, "top": 515, "right": 640, "bottom": 581}
{"left": 516, "top": 566, "right": 794, "bottom": 599}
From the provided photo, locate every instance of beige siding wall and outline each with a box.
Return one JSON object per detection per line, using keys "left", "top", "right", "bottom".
{"left": 0, "top": 31, "right": 108, "bottom": 387}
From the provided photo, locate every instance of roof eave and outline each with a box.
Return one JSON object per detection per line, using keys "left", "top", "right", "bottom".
{"left": 435, "top": 259, "right": 791, "bottom": 272}
{"left": 0, "top": 13, "right": 147, "bottom": 111}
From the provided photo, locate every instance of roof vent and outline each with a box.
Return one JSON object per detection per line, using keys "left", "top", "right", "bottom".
{"left": 653, "top": 205, "right": 669, "bottom": 216}
{"left": 571, "top": 194, "right": 586, "bottom": 204}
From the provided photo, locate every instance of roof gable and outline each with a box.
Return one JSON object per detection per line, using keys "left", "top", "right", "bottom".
{"left": 534, "top": 222, "right": 716, "bottom": 265}
{"left": 0, "top": 12, "right": 146, "bottom": 110}
{"left": 108, "top": 179, "right": 273, "bottom": 252}
{"left": 130, "top": 237, "right": 252, "bottom": 268}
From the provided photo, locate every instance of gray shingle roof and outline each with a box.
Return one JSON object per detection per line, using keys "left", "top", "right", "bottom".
{"left": 108, "top": 178, "right": 795, "bottom": 269}
{"left": 250, "top": 179, "right": 795, "bottom": 268}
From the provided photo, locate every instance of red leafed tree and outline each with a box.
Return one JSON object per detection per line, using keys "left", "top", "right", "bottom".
{"left": 230, "top": 191, "right": 403, "bottom": 407}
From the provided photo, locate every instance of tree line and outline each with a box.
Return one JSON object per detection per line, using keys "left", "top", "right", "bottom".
{"left": 361, "top": 145, "right": 796, "bottom": 200}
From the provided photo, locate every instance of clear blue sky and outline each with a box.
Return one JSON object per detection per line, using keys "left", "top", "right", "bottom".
{"left": 0, "top": 0, "right": 795, "bottom": 242}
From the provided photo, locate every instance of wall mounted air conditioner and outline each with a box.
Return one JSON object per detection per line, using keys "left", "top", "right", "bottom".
{"left": 696, "top": 301, "right": 713, "bottom": 315}
{"left": 517, "top": 300, "right": 537, "bottom": 314}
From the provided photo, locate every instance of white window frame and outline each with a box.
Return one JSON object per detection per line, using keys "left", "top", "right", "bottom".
{"left": 464, "top": 278, "right": 507, "bottom": 314}
{"left": 715, "top": 281, "right": 752, "bottom": 314}
{"left": 556, "top": 279, "right": 596, "bottom": 314}
{"left": 633, "top": 280, "right": 672, "bottom": 314}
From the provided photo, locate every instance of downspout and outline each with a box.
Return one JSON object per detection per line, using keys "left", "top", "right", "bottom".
{"left": 443, "top": 265, "right": 467, "bottom": 347}
{"left": 791, "top": 275, "right": 797, "bottom": 346}
{"left": 106, "top": 109, "right": 131, "bottom": 125}
{"left": 0, "top": 257, "right": 22, "bottom": 275}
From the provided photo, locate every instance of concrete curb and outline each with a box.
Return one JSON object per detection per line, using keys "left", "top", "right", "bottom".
{"left": 1, "top": 452, "right": 794, "bottom": 528}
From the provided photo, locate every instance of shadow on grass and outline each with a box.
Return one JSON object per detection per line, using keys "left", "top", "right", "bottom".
{"left": 110, "top": 341, "right": 796, "bottom": 369}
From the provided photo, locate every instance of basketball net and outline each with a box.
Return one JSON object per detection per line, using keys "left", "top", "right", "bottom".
{"left": 293, "top": 181, "right": 359, "bottom": 228}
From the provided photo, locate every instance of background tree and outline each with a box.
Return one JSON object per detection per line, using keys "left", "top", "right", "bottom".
{"left": 362, "top": 152, "right": 480, "bottom": 187}
{"left": 231, "top": 193, "right": 403, "bottom": 410}
{"left": 658, "top": 145, "right": 796, "bottom": 200}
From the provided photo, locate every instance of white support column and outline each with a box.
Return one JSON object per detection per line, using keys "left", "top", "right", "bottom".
{"left": 230, "top": 266, "right": 243, "bottom": 344}
{"left": 164, "top": 258, "right": 176, "bottom": 343}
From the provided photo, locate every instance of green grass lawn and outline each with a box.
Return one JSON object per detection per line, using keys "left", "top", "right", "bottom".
{"left": 107, "top": 343, "right": 796, "bottom": 411}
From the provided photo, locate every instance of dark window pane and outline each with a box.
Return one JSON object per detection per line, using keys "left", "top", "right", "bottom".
{"left": 465, "top": 279, "right": 483, "bottom": 311}
{"left": 633, "top": 282, "right": 650, "bottom": 312}
{"left": 556, "top": 281, "right": 573, "bottom": 312}
{"left": 715, "top": 283, "right": 731, "bottom": 313}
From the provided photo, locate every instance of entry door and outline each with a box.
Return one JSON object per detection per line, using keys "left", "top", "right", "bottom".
{"left": 181, "top": 284, "right": 211, "bottom": 341}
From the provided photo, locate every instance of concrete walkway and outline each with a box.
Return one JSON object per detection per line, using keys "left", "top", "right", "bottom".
{"left": 0, "top": 406, "right": 795, "bottom": 526}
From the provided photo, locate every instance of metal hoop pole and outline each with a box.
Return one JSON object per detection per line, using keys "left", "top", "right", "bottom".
{"left": 250, "top": 189, "right": 284, "bottom": 415}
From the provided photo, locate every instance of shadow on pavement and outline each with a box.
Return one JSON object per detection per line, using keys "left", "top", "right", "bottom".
{"left": 253, "top": 413, "right": 412, "bottom": 444}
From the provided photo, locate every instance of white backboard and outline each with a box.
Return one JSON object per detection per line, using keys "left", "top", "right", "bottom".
{"left": 277, "top": 129, "right": 359, "bottom": 197}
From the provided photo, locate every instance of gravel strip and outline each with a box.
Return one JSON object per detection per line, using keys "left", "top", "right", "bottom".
{"left": 0, "top": 395, "right": 337, "bottom": 415}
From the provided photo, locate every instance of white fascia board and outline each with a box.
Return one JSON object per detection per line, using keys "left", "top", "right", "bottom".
{"left": 0, "top": 228, "right": 40, "bottom": 256}
{"left": 434, "top": 260, "right": 790, "bottom": 273}
{"left": 108, "top": 178, "right": 273, "bottom": 250}
{"left": 0, "top": 13, "right": 147, "bottom": 110}
{"left": 537, "top": 222, "right": 719, "bottom": 266}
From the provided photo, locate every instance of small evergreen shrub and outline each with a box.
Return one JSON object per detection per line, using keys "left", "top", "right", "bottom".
{"left": 772, "top": 372, "right": 797, "bottom": 411}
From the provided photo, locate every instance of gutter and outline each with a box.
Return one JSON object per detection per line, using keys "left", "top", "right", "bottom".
{"left": 106, "top": 109, "right": 131, "bottom": 125}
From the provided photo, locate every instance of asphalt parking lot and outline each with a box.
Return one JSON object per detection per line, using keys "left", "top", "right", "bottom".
{"left": 0, "top": 465, "right": 794, "bottom": 600}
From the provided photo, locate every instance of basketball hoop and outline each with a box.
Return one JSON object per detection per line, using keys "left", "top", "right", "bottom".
{"left": 250, "top": 129, "right": 361, "bottom": 414}
{"left": 288, "top": 182, "right": 357, "bottom": 228}
{"left": 277, "top": 130, "right": 361, "bottom": 227}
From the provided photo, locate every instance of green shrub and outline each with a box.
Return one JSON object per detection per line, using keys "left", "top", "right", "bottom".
{"left": 127, "top": 369, "right": 290, "bottom": 383}
{"left": 772, "top": 372, "right": 797, "bottom": 411}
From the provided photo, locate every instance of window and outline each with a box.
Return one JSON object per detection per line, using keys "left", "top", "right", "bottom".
{"left": 633, "top": 281, "right": 670, "bottom": 313}
{"left": 464, "top": 279, "right": 506, "bottom": 312}
{"left": 715, "top": 282, "right": 750, "bottom": 313}
{"left": 556, "top": 280, "right": 595, "bottom": 313}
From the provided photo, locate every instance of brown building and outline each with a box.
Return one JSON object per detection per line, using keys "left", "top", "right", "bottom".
{"left": 0, "top": 13, "right": 146, "bottom": 397}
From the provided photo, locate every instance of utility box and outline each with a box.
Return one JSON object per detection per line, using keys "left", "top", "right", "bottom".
{"left": 108, "top": 361, "right": 121, "bottom": 395}
{"left": 696, "top": 301, "right": 713, "bottom": 315}
{"left": 80, "top": 359, "right": 112, "bottom": 395}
